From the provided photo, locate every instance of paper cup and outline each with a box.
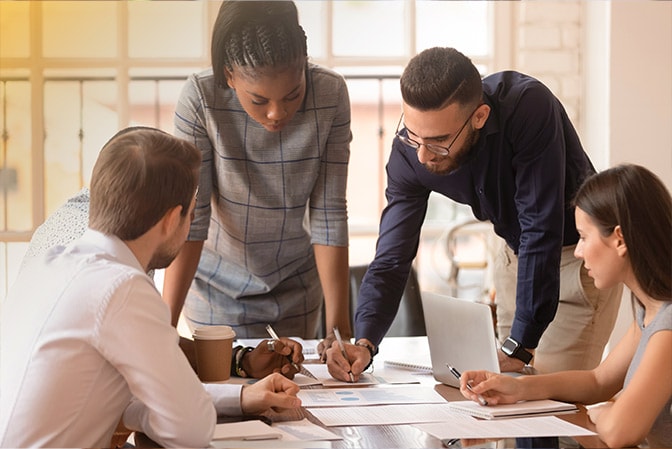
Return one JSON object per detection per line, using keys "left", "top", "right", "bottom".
{"left": 192, "top": 325, "right": 236, "bottom": 382}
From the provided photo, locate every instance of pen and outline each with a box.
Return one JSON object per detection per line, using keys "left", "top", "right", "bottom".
{"left": 447, "top": 365, "right": 488, "bottom": 406}
{"left": 333, "top": 327, "right": 355, "bottom": 383}
{"left": 265, "top": 324, "right": 317, "bottom": 379}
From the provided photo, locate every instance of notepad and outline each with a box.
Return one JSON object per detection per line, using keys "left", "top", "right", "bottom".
{"left": 383, "top": 359, "right": 433, "bottom": 372}
{"left": 212, "top": 420, "right": 283, "bottom": 441}
{"left": 447, "top": 399, "right": 578, "bottom": 420}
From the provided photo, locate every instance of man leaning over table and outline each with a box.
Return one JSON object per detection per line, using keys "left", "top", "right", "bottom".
{"left": 325, "top": 47, "right": 622, "bottom": 381}
{"left": 0, "top": 127, "right": 300, "bottom": 448}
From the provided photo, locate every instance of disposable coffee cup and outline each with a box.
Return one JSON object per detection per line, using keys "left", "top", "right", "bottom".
{"left": 192, "top": 325, "right": 236, "bottom": 382}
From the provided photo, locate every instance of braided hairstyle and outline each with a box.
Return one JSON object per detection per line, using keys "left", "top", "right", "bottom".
{"left": 212, "top": 1, "right": 308, "bottom": 87}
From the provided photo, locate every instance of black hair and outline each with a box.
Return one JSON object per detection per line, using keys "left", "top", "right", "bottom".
{"left": 400, "top": 47, "right": 483, "bottom": 111}
{"left": 211, "top": 1, "right": 308, "bottom": 87}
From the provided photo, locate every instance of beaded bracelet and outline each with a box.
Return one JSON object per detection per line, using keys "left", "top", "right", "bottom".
{"left": 234, "top": 346, "right": 253, "bottom": 378}
{"left": 231, "top": 346, "right": 243, "bottom": 377}
{"left": 355, "top": 341, "right": 376, "bottom": 372}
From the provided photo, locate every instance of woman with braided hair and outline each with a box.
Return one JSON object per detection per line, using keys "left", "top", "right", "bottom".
{"left": 164, "top": 1, "right": 352, "bottom": 367}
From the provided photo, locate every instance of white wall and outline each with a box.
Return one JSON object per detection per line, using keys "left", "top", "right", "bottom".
{"left": 585, "top": 1, "right": 672, "bottom": 350}
{"left": 608, "top": 2, "right": 672, "bottom": 190}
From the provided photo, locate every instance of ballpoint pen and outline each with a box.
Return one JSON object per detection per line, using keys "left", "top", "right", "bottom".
{"left": 333, "top": 327, "right": 355, "bottom": 383}
{"left": 265, "top": 324, "right": 317, "bottom": 380}
{"left": 447, "top": 364, "right": 488, "bottom": 406}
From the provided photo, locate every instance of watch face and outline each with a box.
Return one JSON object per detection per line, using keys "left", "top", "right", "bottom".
{"left": 501, "top": 338, "right": 518, "bottom": 355}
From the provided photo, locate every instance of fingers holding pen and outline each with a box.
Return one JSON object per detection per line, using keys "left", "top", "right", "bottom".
{"left": 460, "top": 370, "right": 521, "bottom": 406}
{"left": 325, "top": 341, "right": 370, "bottom": 382}
{"left": 271, "top": 338, "right": 305, "bottom": 365}
{"left": 325, "top": 341, "right": 354, "bottom": 382}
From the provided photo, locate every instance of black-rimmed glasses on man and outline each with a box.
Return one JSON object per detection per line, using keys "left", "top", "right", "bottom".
{"left": 394, "top": 105, "right": 481, "bottom": 157}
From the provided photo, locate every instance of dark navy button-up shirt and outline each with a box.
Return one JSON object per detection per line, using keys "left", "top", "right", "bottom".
{"left": 355, "top": 71, "right": 595, "bottom": 349}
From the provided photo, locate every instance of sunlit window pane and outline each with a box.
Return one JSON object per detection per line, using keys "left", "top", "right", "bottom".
{"left": 346, "top": 77, "right": 402, "bottom": 230}
{"left": 44, "top": 80, "right": 117, "bottom": 217}
{"left": 129, "top": 79, "right": 186, "bottom": 132}
{"left": 0, "top": 1, "right": 30, "bottom": 58}
{"left": 333, "top": 1, "right": 405, "bottom": 57}
{"left": 296, "top": 1, "right": 326, "bottom": 60}
{"left": 416, "top": 1, "right": 490, "bottom": 56}
{"left": 128, "top": 2, "right": 205, "bottom": 59}
{"left": 42, "top": 1, "right": 117, "bottom": 58}
{"left": 0, "top": 81, "right": 31, "bottom": 232}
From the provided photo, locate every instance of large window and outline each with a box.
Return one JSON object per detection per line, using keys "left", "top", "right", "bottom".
{"left": 0, "top": 1, "right": 499, "bottom": 297}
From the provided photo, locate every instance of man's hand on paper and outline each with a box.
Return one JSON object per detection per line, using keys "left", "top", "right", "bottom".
{"left": 240, "top": 372, "right": 302, "bottom": 414}
{"left": 244, "top": 338, "right": 304, "bottom": 379}
{"left": 460, "top": 370, "right": 522, "bottom": 406}
{"left": 325, "top": 341, "right": 370, "bottom": 382}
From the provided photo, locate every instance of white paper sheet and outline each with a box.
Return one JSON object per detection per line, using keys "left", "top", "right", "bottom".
{"left": 212, "top": 420, "right": 282, "bottom": 441}
{"left": 272, "top": 418, "right": 342, "bottom": 441}
{"left": 210, "top": 419, "right": 339, "bottom": 448}
{"left": 308, "top": 403, "right": 474, "bottom": 426}
{"left": 299, "top": 385, "right": 446, "bottom": 407}
{"left": 414, "top": 416, "right": 597, "bottom": 439}
{"left": 301, "top": 363, "right": 378, "bottom": 387}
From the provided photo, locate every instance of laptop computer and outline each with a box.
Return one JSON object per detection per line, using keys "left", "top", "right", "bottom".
{"left": 421, "top": 291, "right": 500, "bottom": 388}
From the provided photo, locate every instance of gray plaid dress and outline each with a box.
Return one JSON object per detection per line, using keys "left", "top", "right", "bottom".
{"left": 174, "top": 63, "right": 351, "bottom": 338}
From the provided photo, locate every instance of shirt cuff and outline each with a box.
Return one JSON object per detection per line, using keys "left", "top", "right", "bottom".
{"left": 510, "top": 316, "right": 544, "bottom": 349}
{"left": 203, "top": 383, "right": 244, "bottom": 416}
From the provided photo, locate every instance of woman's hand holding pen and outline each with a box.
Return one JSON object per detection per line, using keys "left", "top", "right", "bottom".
{"left": 325, "top": 341, "right": 370, "bottom": 382}
{"left": 244, "top": 338, "right": 304, "bottom": 379}
{"left": 459, "top": 370, "right": 523, "bottom": 406}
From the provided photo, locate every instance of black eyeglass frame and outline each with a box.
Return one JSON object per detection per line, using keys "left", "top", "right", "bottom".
{"left": 394, "top": 104, "right": 482, "bottom": 157}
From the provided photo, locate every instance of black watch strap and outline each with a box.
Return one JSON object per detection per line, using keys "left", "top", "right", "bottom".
{"left": 501, "top": 337, "right": 533, "bottom": 365}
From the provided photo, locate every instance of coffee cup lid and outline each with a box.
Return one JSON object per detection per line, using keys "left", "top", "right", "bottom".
{"left": 192, "top": 325, "right": 236, "bottom": 340}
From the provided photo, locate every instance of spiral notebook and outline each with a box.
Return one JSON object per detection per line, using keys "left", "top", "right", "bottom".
{"left": 383, "top": 359, "right": 433, "bottom": 372}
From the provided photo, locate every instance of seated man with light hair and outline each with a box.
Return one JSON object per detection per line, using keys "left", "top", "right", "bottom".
{"left": 0, "top": 127, "right": 301, "bottom": 448}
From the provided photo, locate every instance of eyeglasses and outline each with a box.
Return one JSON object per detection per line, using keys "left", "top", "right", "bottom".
{"left": 394, "top": 105, "right": 481, "bottom": 157}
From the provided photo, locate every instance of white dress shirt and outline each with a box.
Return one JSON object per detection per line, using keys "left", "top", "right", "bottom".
{"left": 1, "top": 229, "right": 242, "bottom": 448}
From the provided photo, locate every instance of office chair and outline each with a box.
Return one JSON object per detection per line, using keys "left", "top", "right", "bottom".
{"left": 348, "top": 264, "right": 426, "bottom": 337}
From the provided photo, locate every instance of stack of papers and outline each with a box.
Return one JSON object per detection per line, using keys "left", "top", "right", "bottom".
{"left": 447, "top": 399, "right": 578, "bottom": 420}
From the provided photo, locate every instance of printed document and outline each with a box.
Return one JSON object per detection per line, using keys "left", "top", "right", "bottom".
{"left": 299, "top": 385, "right": 445, "bottom": 407}
{"left": 415, "top": 415, "right": 596, "bottom": 439}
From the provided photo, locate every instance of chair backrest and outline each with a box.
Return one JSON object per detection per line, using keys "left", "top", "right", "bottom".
{"left": 349, "top": 264, "right": 426, "bottom": 337}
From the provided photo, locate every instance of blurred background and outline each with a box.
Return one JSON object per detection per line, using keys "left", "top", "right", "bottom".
{"left": 1, "top": 1, "right": 670, "bottom": 316}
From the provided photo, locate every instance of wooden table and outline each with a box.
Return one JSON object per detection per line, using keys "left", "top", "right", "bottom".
{"left": 136, "top": 336, "right": 607, "bottom": 448}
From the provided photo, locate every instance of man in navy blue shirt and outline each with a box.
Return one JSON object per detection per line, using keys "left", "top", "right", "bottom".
{"left": 326, "top": 47, "right": 622, "bottom": 380}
